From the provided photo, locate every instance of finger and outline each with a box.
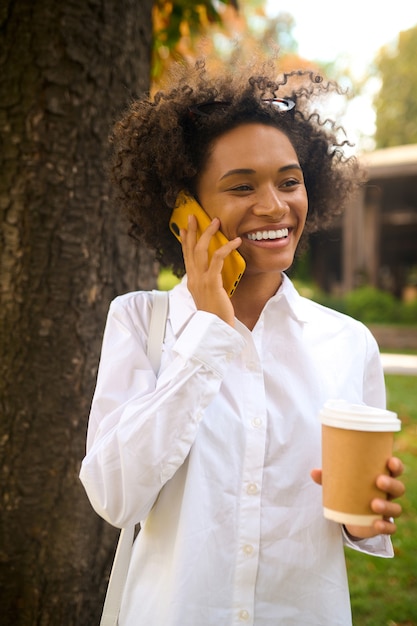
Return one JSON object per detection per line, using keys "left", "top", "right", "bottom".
{"left": 180, "top": 215, "right": 201, "bottom": 269}
{"left": 387, "top": 456, "right": 404, "bottom": 478}
{"left": 208, "top": 237, "right": 242, "bottom": 271}
{"left": 376, "top": 474, "right": 406, "bottom": 499}
{"left": 195, "top": 217, "right": 241, "bottom": 257}
{"left": 310, "top": 468, "right": 322, "bottom": 485}
{"left": 184, "top": 216, "right": 219, "bottom": 270}
{"left": 197, "top": 215, "right": 220, "bottom": 241}
{"left": 373, "top": 517, "right": 398, "bottom": 536}
{"left": 371, "top": 497, "right": 402, "bottom": 519}
{"left": 192, "top": 217, "right": 221, "bottom": 265}
{"left": 184, "top": 214, "right": 198, "bottom": 248}
{"left": 180, "top": 215, "right": 196, "bottom": 250}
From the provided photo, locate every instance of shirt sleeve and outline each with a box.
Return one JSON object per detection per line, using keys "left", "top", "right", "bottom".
{"left": 79, "top": 294, "right": 246, "bottom": 528}
{"left": 362, "top": 323, "right": 386, "bottom": 409}
{"left": 341, "top": 323, "right": 393, "bottom": 557}
{"left": 342, "top": 525, "right": 394, "bottom": 558}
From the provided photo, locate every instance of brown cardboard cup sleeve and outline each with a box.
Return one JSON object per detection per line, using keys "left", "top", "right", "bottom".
{"left": 320, "top": 400, "right": 401, "bottom": 526}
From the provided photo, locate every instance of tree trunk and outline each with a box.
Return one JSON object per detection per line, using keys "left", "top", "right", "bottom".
{"left": 0, "top": 1, "right": 155, "bottom": 624}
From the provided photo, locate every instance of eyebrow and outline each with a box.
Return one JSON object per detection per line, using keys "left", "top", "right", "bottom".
{"left": 219, "top": 163, "right": 302, "bottom": 181}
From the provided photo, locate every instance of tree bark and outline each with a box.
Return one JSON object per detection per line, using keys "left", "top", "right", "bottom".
{"left": 0, "top": 1, "right": 155, "bottom": 623}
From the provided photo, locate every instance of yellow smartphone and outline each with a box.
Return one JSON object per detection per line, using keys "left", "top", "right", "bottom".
{"left": 169, "top": 190, "right": 246, "bottom": 297}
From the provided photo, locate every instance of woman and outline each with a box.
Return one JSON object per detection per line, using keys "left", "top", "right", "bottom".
{"left": 80, "top": 60, "right": 405, "bottom": 625}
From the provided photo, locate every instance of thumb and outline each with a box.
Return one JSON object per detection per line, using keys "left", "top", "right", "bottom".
{"left": 310, "top": 468, "right": 323, "bottom": 485}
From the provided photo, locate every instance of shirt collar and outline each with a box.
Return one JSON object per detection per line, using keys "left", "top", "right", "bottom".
{"left": 269, "top": 273, "right": 311, "bottom": 324}
{"left": 168, "top": 273, "right": 310, "bottom": 335}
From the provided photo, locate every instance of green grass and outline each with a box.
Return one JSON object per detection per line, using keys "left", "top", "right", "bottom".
{"left": 346, "top": 374, "right": 417, "bottom": 626}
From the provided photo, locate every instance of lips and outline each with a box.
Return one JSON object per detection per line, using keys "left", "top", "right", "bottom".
{"left": 246, "top": 228, "right": 289, "bottom": 241}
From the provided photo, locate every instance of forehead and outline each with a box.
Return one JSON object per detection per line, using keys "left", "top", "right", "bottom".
{"left": 204, "top": 123, "right": 299, "bottom": 172}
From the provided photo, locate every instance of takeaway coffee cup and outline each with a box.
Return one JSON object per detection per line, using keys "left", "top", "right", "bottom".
{"left": 320, "top": 399, "right": 401, "bottom": 526}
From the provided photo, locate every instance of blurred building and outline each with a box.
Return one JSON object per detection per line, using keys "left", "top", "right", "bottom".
{"left": 310, "top": 144, "right": 417, "bottom": 299}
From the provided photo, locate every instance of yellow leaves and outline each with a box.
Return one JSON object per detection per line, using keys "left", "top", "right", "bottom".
{"left": 151, "top": 1, "right": 320, "bottom": 89}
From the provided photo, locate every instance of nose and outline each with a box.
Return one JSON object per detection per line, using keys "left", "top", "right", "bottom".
{"left": 253, "top": 186, "right": 289, "bottom": 219}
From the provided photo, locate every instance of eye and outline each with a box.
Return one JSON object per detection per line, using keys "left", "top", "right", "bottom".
{"left": 229, "top": 184, "right": 253, "bottom": 192}
{"left": 281, "top": 178, "right": 302, "bottom": 189}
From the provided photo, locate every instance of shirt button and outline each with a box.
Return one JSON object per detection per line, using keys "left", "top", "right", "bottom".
{"left": 251, "top": 417, "right": 262, "bottom": 428}
{"left": 238, "top": 609, "right": 250, "bottom": 621}
{"left": 243, "top": 544, "right": 254, "bottom": 555}
{"left": 246, "top": 482, "right": 258, "bottom": 495}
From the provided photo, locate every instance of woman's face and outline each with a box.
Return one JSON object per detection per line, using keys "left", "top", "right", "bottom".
{"left": 195, "top": 123, "right": 308, "bottom": 279}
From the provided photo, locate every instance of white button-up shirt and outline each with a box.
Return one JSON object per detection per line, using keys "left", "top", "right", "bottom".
{"left": 80, "top": 275, "right": 393, "bottom": 626}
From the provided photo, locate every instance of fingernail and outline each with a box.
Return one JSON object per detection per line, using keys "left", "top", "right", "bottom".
{"left": 372, "top": 498, "right": 386, "bottom": 513}
{"left": 377, "top": 475, "right": 390, "bottom": 489}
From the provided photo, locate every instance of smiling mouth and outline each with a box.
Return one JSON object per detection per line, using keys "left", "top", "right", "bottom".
{"left": 246, "top": 228, "right": 289, "bottom": 241}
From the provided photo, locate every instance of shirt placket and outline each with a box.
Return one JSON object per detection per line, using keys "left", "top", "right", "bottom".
{"left": 232, "top": 328, "right": 267, "bottom": 626}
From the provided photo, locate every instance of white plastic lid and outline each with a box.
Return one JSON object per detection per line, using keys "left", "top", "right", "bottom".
{"left": 319, "top": 399, "right": 401, "bottom": 432}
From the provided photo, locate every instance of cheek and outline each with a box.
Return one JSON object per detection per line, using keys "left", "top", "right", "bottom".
{"left": 298, "top": 193, "right": 309, "bottom": 224}
{"left": 302, "top": 205, "right": 309, "bottom": 226}
{"left": 216, "top": 203, "right": 244, "bottom": 235}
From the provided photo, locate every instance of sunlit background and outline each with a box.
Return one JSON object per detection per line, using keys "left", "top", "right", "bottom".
{"left": 153, "top": 0, "right": 417, "bottom": 153}
{"left": 265, "top": 0, "right": 417, "bottom": 150}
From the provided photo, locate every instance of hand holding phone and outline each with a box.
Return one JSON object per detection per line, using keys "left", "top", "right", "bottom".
{"left": 169, "top": 191, "right": 246, "bottom": 297}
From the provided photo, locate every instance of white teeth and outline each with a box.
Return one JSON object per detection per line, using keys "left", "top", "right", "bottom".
{"left": 247, "top": 228, "right": 289, "bottom": 241}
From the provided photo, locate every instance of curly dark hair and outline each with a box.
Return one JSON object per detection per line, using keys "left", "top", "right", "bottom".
{"left": 110, "top": 59, "right": 363, "bottom": 276}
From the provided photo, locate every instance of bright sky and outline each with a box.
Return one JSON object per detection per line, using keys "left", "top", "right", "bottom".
{"left": 266, "top": 0, "right": 417, "bottom": 151}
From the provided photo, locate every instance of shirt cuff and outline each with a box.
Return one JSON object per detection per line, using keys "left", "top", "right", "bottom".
{"left": 342, "top": 525, "right": 394, "bottom": 558}
{"left": 173, "top": 311, "right": 246, "bottom": 377}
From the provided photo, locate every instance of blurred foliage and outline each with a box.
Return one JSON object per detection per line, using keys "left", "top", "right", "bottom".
{"left": 401, "top": 299, "right": 417, "bottom": 324}
{"left": 151, "top": 0, "right": 321, "bottom": 86}
{"left": 157, "top": 267, "right": 181, "bottom": 290}
{"left": 373, "top": 24, "right": 417, "bottom": 148}
{"left": 293, "top": 282, "right": 417, "bottom": 326}
{"left": 344, "top": 286, "right": 399, "bottom": 323}
{"left": 152, "top": 0, "right": 237, "bottom": 80}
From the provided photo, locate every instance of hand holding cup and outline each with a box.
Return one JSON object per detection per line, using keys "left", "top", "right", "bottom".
{"left": 311, "top": 400, "right": 405, "bottom": 540}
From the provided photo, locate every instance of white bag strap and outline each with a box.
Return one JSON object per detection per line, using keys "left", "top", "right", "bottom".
{"left": 99, "top": 289, "right": 169, "bottom": 626}
{"left": 147, "top": 290, "right": 169, "bottom": 375}
{"left": 99, "top": 526, "right": 135, "bottom": 626}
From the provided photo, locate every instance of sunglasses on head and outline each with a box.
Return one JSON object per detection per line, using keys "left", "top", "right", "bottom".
{"left": 188, "top": 97, "right": 295, "bottom": 117}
